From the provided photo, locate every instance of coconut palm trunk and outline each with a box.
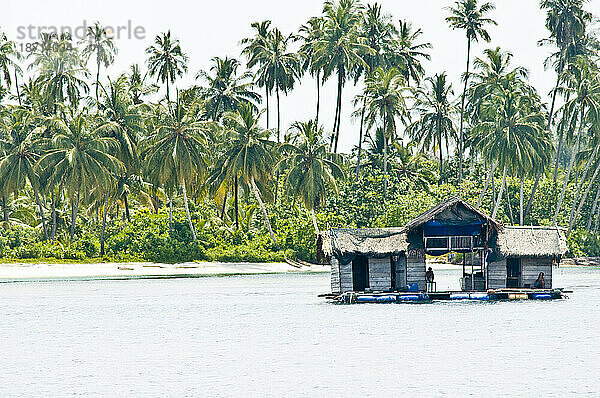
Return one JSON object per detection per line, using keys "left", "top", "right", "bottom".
{"left": 276, "top": 85, "right": 281, "bottom": 143}
{"left": 220, "top": 189, "right": 228, "bottom": 221}
{"left": 168, "top": 195, "right": 174, "bottom": 230}
{"left": 181, "top": 179, "right": 196, "bottom": 240}
{"left": 438, "top": 135, "right": 443, "bottom": 183}
{"left": 458, "top": 37, "right": 471, "bottom": 183}
{"left": 504, "top": 176, "right": 514, "bottom": 225}
{"left": 492, "top": 167, "right": 507, "bottom": 219}
{"left": 51, "top": 191, "right": 57, "bottom": 242}
{"left": 250, "top": 176, "right": 276, "bottom": 245}
{"left": 166, "top": 79, "right": 170, "bottom": 102}
{"left": 265, "top": 86, "right": 270, "bottom": 129}
{"left": 553, "top": 107, "right": 584, "bottom": 226}
{"left": 310, "top": 208, "right": 319, "bottom": 235}
{"left": 477, "top": 161, "right": 497, "bottom": 208}
{"left": 383, "top": 118, "right": 388, "bottom": 200}
{"left": 586, "top": 181, "right": 600, "bottom": 231}
{"left": 14, "top": 70, "right": 21, "bottom": 105}
{"left": 234, "top": 176, "right": 239, "bottom": 229}
{"left": 567, "top": 144, "right": 600, "bottom": 231}
{"left": 33, "top": 189, "right": 48, "bottom": 241}
{"left": 70, "top": 192, "right": 80, "bottom": 240}
{"left": 315, "top": 70, "right": 321, "bottom": 125}
{"left": 524, "top": 171, "right": 541, "bottom": 220}
{"left": 123, "top": 193, "right": 131, "bottom": 222}
{"left": 355, "top": 98, "right": 367, "bottom": 182}
{"left": 332, "top": 69, "right": 343, "bottom": 153}
{"left": 550, "top": 71, "right": 569, "bottom": 183}
{"left": 275, "top": 86, "right": 281, "bottom": 203}
{"left": 100, "top": 193, "right": 109, "bottom": 256}
{"left": 2, "top": 196, "right": 8, "bottom": 222}
{"left": 519, "top": 176, "right": 524, "bottom": 226}
{"left": 570, "top": 156, "right": 600, "bottom": 234}
{"left": 96, "top": 60, "right": 101, "bottom": 102}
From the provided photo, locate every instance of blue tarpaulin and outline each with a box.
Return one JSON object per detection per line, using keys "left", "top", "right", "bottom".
{"left": 423, "top": 220, "right": 484, "bottom": 237}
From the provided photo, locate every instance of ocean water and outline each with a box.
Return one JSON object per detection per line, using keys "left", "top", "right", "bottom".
{"left": 0, "top": 267, "right": 599, "bottom": 397}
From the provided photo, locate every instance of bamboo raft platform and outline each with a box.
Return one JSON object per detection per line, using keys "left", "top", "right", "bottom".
{"left": 323, "top": 288, "right": 571, "bottom": 304}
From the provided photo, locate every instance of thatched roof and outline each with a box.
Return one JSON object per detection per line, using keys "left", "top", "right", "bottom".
{"left": 321, "top": 228, "right": 408, "bottom": 258}
{"left": 404, "top": 196, "right": 502, "bottom": 232}
{"left": 497, "top": 226, "right": 568, "bottom": 257}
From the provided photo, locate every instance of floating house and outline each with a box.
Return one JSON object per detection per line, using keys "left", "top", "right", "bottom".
{"left": 321, "top": 197, "right": 567, "bottom": 295}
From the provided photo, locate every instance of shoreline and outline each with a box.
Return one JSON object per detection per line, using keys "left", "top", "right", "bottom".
{"left": 0, "top": 261, "right": 330, "bottom": 282}
{"left": 0, "top": 259, "right": 595, "bottom": 282}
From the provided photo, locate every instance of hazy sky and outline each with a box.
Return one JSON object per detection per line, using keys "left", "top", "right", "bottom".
{"left": 2, "top": 0, "right": 599, "bottom": 153}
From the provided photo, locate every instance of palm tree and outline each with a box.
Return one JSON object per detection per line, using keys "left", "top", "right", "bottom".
{"left": 98, "top": 75, "right": 145, "bottom": 221}
{"left": 0, "top": 106, "right": 48, "bottom": 239}
{"left": 81, "top": 22, "right": 118, "bottom": 102}
{"left": 0, "top": 32, "right": 23, "bottom": 104}
{"left": 446, "top": 0, "right": 497, "bottom": 182}
{"left": 298, "top": 17, "right": 326, "bottom": 125}
{"left": 363, "top": 67, "right": 410, "bottom": 198}
{"left": 220, "top": 104, "right": 277, "bottom": 244}
{"left": 241, "top": 20, "right": 273, "bottom": 128}
{"left": 197, "top": 56, "right": 261, "bottom": 121}
{"left": 467, "top": 47, "right": 528, "bottom": 120}
{"left": 37, "top": 111, "right": 124, "bottom": 240}
{"left": 35, "top": 34, "right": 89, "bottom": 112}
{"left": 127, "top": 64, "right": 159, "bottom": 105}
{"left": 280, "top": 120, "right": 343, "bottom": 233}
{"left": 540, "top": 0, "right": 591, "bottom": 128}
{"left": 143, "top": 91, "right": 208, "bottom": 240}
{"left": 353, "top": 4, "right": 399, "bottom": 181}
{"left": 553, "top": 56, "right": 600, "bottom": 226}
{"left": 540, "top": 0, "right": 592, "bottom": 181}
{"left": 395, "top": 20, "right": 431, "bottom": 86}
{"left": 467, "top": 47, "right": 529, "bottom": 205}
{"left": 314, "top": 0, "right": 372, "bottom": 153}
{"left": 245, "top": 28, "right": 300, "bottom": 143}
{"left": 409, "top": 73, "right": 457, "bottom": 182}
{"left": 146, "top": 31, "right": 188, "bottom": 101}
{"left": 391, "top": 141, "right": 435, "bottom": 190}
{"left": 472, "top": 80, "right": 552, "bottom": 221}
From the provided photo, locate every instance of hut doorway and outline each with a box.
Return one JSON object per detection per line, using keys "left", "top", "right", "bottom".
{"left": 506, "top": 258, "right": 522, "bottom": 288}
{"left": 352, "top": 256, "right": 369, "bottom": 291}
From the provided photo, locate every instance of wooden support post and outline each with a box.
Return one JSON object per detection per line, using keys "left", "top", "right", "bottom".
{"left": 471, "top": 251, "right": 474, "bottom": 291}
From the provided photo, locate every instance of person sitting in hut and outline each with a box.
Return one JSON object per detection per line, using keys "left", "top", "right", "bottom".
{"left": 533, "top": 272, "right": 545, "bottom": 289}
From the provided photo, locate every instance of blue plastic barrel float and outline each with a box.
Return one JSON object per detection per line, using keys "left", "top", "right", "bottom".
{"left": 531, "top": 293, "right": 553, "bottom": 300}
{"left": 355, "top": 295, "right": 378, "bottom": 303}
{"left": 469, "top": 293, "right": 490, "bottom": 301}
{"left": 449, "top": 293, "right": 470, "bottom": 300}
{"left": 375, "top": 295, "right": 397, "bottom": 303}
{"left": 397, "top": 293, "right": 430, "bottom": 303}
{"left": 449, "top": 292, "right": 490, "bottom": 301}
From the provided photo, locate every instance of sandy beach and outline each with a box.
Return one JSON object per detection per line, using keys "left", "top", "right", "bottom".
{"left": 0, "top": 261, "right": 331, "bottom": 281}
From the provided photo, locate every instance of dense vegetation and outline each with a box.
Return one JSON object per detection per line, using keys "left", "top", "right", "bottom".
{"left": 1, "top": 0, "right": 600, "bottom": 263}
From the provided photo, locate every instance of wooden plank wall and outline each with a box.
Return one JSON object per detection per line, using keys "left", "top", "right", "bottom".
{"left": 339, "top": 259, "right": 354, "bottom": 292}
{"left": 330, "top": 257, "right": 341, "bottom": 293}
{"left": 369, "top": 257, "right": 392, "bottom": 291}
{"left": 407, "top": 250, "right": 426, "bottom": 291}
{"left": 487, "top": 257, "right": 553, "bottom": 289}
{"left": 522, "top": 257, "right": 552, "bottom": 288}
{"left": 395, "top": 254, "right": 407, "bottom": 290}
{"left": 487, "top": 260, "right": 506, "bottom": 289}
